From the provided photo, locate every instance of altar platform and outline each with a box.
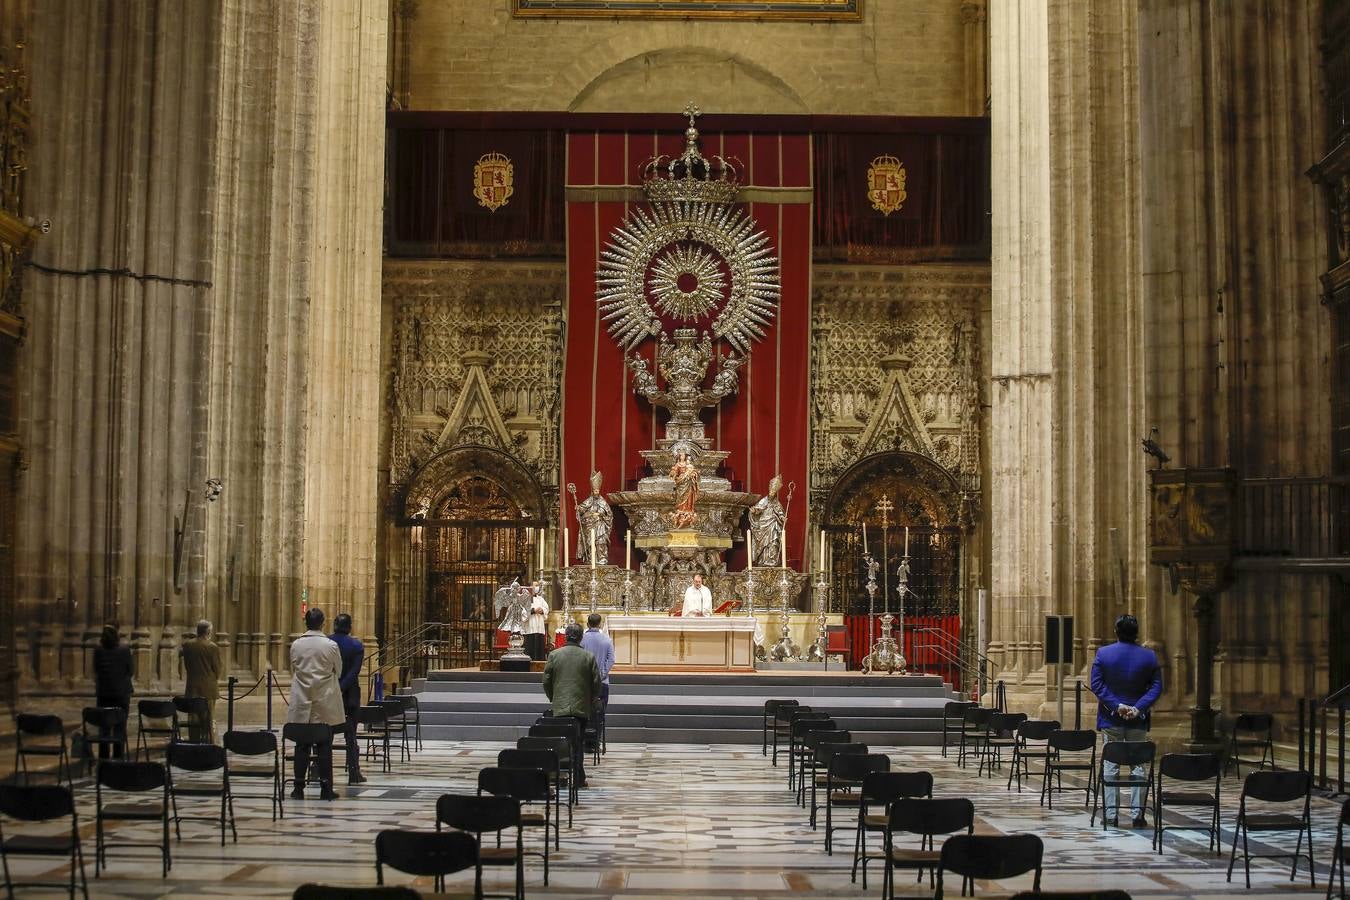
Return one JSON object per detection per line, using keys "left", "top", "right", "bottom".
{"left": 409, "top": 668, "right": 961, "bottom": 746}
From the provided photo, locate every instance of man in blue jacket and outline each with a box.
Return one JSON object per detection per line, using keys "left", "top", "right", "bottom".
{"left": 330, "top": 613, "right": 366, "bottom": 785}
{"left": 1090, "top": 614, "right": 1162, "bottom": 827}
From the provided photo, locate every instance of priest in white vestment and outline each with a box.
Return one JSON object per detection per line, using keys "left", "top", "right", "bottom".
{"left": 682, "top": 573, "right": 713, "bottom": 617}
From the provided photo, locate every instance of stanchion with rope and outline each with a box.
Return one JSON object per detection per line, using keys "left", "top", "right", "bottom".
{"left": 224, "top": 670, "right": 271, "bottom": 732}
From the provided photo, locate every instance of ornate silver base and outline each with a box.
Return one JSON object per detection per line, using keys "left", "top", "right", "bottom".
{"left": 861, "top": 612, "right": 907, "bottom": 675}
{"left": 500, "top": 630, "right": 531, "bottom": 662}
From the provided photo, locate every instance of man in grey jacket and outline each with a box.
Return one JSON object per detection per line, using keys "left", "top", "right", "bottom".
{"left": 288, "top": 608, "right": 346, "bottom": 801}
{"left": 542, "top": 623, "right": 600, "bottom": 787}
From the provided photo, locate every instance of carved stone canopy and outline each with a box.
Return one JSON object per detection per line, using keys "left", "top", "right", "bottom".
{"left": 824, "top": 450, "right": 962, "bottom": 529}
{"left": 402, "top": 444, "right": 547, "bottom": 524}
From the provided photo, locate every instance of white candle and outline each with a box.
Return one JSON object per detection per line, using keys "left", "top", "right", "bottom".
{"left": 781, "top": 528, "right": 787, "bottom": 568}
{"left": 590, "top": 529, "right": 597, "bottom": 570}
{"left": 863, "top": 522, "right": 868, "bottom": 553}
{"left": 563, "top": 526, "right": 569, "bottom": 566}
{"left": 625, "top": 530, "right": 632, "bottom": 570}
{"left": 747, "top": 530, "right": 753, "bottom": 571}
{"left": 905, "top": 526, "right": 910, "bottom": 557}
{"left": 819, "top": 530, "right": 825, "bottom": 572}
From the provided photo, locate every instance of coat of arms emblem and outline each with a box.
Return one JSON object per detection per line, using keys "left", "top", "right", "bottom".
{"left": 867, "top": 155, "right": 907, "bottom": 216}
{"left": 473, "top": 152, "right": 514, "bottom": 212}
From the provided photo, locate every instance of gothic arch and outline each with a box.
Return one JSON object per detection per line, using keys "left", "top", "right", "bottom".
{"left": 567, "top": 46, "right": 809, "bottom": 114}
{"left": 401, "top": 445, "right": 546, "bottom": 524}
{"left": 824, "top": 451, "right": 961, "bottom": 528}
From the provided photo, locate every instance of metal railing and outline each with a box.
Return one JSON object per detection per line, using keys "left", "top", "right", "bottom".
{"left": 364, "top": 621, "right": 457, "bottom": 700}
{"left": 1299, "top": 682, "right": 1349, "bottom": 796}
{"left": 908, "top": 624, "right": 1000, "bottom": 702}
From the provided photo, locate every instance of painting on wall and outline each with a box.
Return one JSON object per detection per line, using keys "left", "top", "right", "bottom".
{"left": 512, "top": 0, "right": 861, "bottom": 21}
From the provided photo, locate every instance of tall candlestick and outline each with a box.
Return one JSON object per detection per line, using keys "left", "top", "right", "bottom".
{"left": 904, "top": 525, "right": 910, "bottom": 557}
{"left": 590, "top": 529, "right": 597, "bottom": 570}
{"left": 625, "top": 530, "right": 632, "bottom": 570}
{"left": 780, "top": 528, "right": 787, "bottom": 568}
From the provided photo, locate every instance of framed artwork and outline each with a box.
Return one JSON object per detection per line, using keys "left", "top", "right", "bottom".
{"left": 512, "top": 0, "right": 861, "bottom": 21}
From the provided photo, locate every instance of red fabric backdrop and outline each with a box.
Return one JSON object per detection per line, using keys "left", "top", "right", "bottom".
{"left": 562, "top": 130, "right": 812, "bottom": 571}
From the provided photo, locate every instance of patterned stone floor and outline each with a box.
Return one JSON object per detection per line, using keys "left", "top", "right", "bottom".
{"left": 3, "top": 739, "right": 1343, "bottom": 898}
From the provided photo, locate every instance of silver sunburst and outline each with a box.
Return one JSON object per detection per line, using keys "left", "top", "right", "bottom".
{"left": 596, "top": 200, "right": 780, "bottom": 353}
{"left": 648, "top": 244, "right": 725, "bottom": 321}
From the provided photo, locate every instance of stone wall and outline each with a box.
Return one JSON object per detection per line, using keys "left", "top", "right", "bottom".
{"left": 398, "top": 0, "right": 987, "bottom": 116}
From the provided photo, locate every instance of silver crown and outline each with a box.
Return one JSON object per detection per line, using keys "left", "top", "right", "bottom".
{"left": 641, "top": 103, "right": 741, "bottom": 205}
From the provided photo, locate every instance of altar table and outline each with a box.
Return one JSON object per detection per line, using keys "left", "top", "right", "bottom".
{"left": 607, "top": 614, "right": 756, "bottom": 672}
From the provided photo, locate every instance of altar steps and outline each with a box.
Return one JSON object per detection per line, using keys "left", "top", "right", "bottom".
{"left": 409, "top": 670, "right": 961, "bottom": 747}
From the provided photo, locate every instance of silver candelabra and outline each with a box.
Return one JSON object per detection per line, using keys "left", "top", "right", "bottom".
{"left": 588, "top": 566, "right": 599, "bottom": 613}
{"left": 862, "top": 553, "right": 905, "bottom": 674}
{"left": 806, "top": 571, "right": 829, "bottom": 663}
{"left": 769, "top": 566, "right": 799, "bottom": 661}
{"left": 621, "top": 569, "right": 633, "bottom": 615}
{"left": 561, "top": 567, "right": 573, "bottom": 628}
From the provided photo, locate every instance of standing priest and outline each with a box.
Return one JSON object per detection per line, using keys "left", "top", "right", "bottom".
{"left": 682, "top": 573, "right": 713, "bottom": 617}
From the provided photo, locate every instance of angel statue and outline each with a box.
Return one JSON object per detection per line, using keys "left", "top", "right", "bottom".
{"left": 493, "top": 579, "right": 530, "bottom": 634}
{"left": 571, "top": 470, "right": 613, "bottom": 565}
{"left": 748, "top": 474, "right": 786, "bottom": 567}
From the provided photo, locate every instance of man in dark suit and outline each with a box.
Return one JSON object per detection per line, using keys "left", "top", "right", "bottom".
{"left": 330, "top": 613, "right": 366, "bottom": 785}
{"left": 1090, "top": 614, "right": 1163, "bottom": 827}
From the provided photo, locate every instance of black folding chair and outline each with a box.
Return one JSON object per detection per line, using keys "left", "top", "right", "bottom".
{"left": 480, "top": 765, "right": 552, "bottom": 885}
{"left": 1092, "top": 740, "right": 1155, "bottom": 828}
{"left": 936, "top": 833, "right": 1043, "bottom": 899}
{"left": 763, "top": 699, "right": 799, "bottom": 757}
{"left": 354, "top": 705, "right": 392, "bottom": 774}
{"left": 1226, "top": 769, "right": 1315, "bottom": 889}
{"left": 1153, "top": 752, "right": 1221, "bottom": 855}
{"left": 1226, "top": 712, "right": 1275, "bottom": 776}
{"left": 808, "top": 741, "right": 865, "bottom": 828}
{"left": 771, "top": 703, "right": 809, "bottom": 766}
{"left": 282, "top": 722, "right": 335, "bottom": 794}
{"left": 797, "top": 724, "right": 848, "bottom": 805}
{"left": 81, "top": 706, "right": 128, "bottom": 772}
{"left": 940, "top": 701, "right": 977, "bottom": 758}
{"left": 883, "top": 797, "right": 974, "bottom": 900}
{"left": 518, "top": 736, "right": 573, "bottom": 828}
{"left": 0, "top": 784, "right": 88, "bottom": 899}
{"left": 374, "top": 829, "right": 477, "bottom": 894}
{"left": 437, "top": 793, "right": 524, "bottom": 900}
{"left": 499, "top": 749, "right": 561, "bottom": 850}
{"left": 853, "top": 770, "right": 933, "bottom": 889}
{"left": 378, "top": 699, "right": 411, "bottom": 764}
{"left": 978, "top": 712, "right": 1027, "bottom": 778}
{"left": 788, "top": 715, "right": 836, "bottom": 792}
{"left": 1327, "top": 797, "right": 1348, "bottom": 900}
{"left": 224, "top": 730, "right": 283, "bottom": 821}
{"left": 1007, "top": 719, "right": 1060, "bottom": 792}
{"left": 135, "top": 700, "right": 178, "bottom": 762}
{"left": 172, "top": 696, "right": 210, "bottom": 744}
{"left": 166, "top": 742, "right": 237, "bottom": 846}
{"left": 396, "top": 695, "right": 423, "bottom": 752}
{"left": 94, "top": 760, "right": 170, "bottom": 877}
{"left": 1041, "top": 729, "right": 1097, "bottom": 809}
{"left": 530, "top": 722, "right": 581, "bottom": 800}
{"left": 824, "top": 752, "right": 888, "bottom": 855}
{"left": 14, "top": 714, "right": 72, "bottom": 788}
{"left": 957, "top": 707, "right": 993, "bottom": 768}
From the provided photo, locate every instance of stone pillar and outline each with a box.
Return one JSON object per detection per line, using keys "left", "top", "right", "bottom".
{"left": 960, "top": 1, "right": 988, "bottom": 116}
{"left": 988, "top": 0, "right": 1147, "bottom": 711}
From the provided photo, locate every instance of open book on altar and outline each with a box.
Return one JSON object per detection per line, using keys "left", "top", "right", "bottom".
{"left": 668, "top": 599, "right": 742, "bottom": 616}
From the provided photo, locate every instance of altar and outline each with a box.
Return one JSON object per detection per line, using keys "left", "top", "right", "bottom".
{"left": 608, "top": 614, "right": 756, "bottom": 672}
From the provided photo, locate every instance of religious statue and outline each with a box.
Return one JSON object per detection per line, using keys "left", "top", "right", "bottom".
{"left": 748, "top": 474, "right": 786, "bottom": 567}
{"left": 669, "top": 450, "right": 700, "bottom": 528}
{"left": 571, "top": 470, "right": 614, "bottom": 565}
{"left": 493, "top": 579, "right": 530, "bottom": 634}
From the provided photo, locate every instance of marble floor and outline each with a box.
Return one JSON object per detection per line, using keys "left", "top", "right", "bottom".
{"left": 3, "top": 739, "right": 1344, "bottom": 898}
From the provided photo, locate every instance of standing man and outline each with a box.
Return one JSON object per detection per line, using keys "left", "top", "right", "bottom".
{"left": 1090, "top": 614, "right": 1163, "bottom": 827}
{"left": 179, "top": 620, "right": 222, "bottom": 743}
{"left": 580, "top": 613, "right": 615, "bottom": 751}
{"left": 288, "top": 608, "right": 346, "bottom": 801}
{"left": 682, "top": 572, "right": 712, "bottom": 617}
{"left": 542, "top": 623, "right": 601, "bottom": 788}
{"left": 93, "top": 624, "right": 133, "bottom": 759}
{"left": 329, "top": 613, "right": 366, "bottom": 785}
{"left": 524, "top": 582, "right": 550, "bottom": 661}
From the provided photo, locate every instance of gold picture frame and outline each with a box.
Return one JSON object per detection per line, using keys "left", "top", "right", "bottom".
{"left": 512, "top": 0, "right": 862, "bottom": 21}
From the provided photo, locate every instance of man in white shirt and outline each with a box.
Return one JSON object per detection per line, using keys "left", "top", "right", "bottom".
{"left": 524, "top": 581, "right": 550, "bottom": 660}
{"left": 682, "top": 573, "right": 713, "bottom": 617}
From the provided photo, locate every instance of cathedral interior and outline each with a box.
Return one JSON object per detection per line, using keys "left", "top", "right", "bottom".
{"left": 0, "top": 1, "right": 1346, "bottom": 898}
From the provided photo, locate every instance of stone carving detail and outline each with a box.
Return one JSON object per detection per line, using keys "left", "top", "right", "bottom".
{"left": 385, "top": 262, "right": 565, "bottom": 498}
{"left": 810, "top": 266, "right": 987, "bottom": 518}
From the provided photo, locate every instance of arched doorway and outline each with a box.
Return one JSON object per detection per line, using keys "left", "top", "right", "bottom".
{"left": 400, "top": 446, "right": 547, "bottom": 669}
{"left": 823, "top": 451, "right": 966, "bottom": 677}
